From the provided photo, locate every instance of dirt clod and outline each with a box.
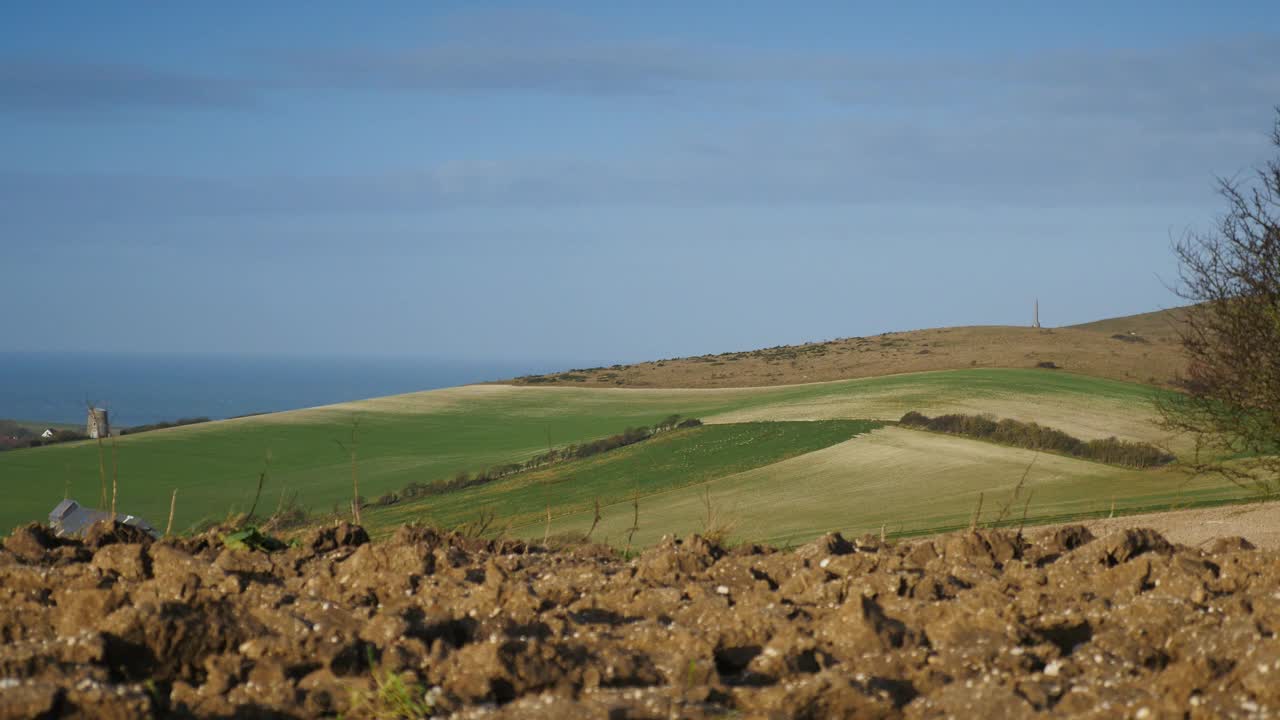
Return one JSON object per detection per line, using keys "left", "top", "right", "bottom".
{"left": 3, "top": 523, "right": 63, "bottom": 563}
{"left": 3, "top": 522, "right": 1279, "bottom": 718}
{"left": 83, "top": 520, "right": 156, "bottom": 549}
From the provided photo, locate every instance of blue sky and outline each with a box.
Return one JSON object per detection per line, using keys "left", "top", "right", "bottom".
{"left": 2, "top": 2, "right": 1278, "bottom": 366}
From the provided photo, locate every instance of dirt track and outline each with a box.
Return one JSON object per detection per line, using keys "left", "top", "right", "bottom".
{"left": 3, "top": 515, "right": 1280, "bottom": 718}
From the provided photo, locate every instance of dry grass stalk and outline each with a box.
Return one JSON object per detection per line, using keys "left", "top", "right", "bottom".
{"left": 274, "top": 484, "right": 288, "bottom": 517}
{"left": 970, "top": 491, "right": 985, "bottom": 531}
{"left": 95, "top": 435, "right": 107, "bottom": 509}
{"left": 699, "top": 487, "right": 737, "bottom": 545}
{"left": 993, "top": 453, "right": 1038, "bottom": 527}
{"left": 246, "top": 450, "right": 272, "bottom": 522}
{"left": 166, "top": 489, "right": 178, "bottom": 537}
{"left": 585, "top": 497, "right": 602, "bottom": 541}
{"left": 1016, "top": 490, "right": 1034, "bottom": 540}
{"left": 109, "top": 436, "right": 119, "bottom": 517}
{"left": 86, "top": 401, "right": 109, "bottom": 509}
{"left": 335, "top": 417, "right": 362, "bottom": 525}
{"left": 624, "top": 491, "right": 641, "bottom": 559}
{"left": 460, "top": 509, "right": 496, "bottom": 538}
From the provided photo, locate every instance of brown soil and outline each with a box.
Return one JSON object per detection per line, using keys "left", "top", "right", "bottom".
{"left": 4, "top": 515, "right": 1278, "bottom": 718}
{"left": 1053, "top": 500, "right": 1280, "bottom": 552}
{"left": 510, "top": 309, "right": 1189, "bottom": 389}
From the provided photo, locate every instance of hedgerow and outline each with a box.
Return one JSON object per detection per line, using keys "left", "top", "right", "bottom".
{"left": 899, "top": 411, "right": 1174, "bottom": 468}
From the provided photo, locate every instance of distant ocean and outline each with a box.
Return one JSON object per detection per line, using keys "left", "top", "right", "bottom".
{"left": 0, "top": 352, "right": 554, "bottom": 427}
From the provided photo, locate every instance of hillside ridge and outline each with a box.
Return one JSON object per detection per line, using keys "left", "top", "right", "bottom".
{"left": 508, "top": 307, "right": 1189, "bottom": 390}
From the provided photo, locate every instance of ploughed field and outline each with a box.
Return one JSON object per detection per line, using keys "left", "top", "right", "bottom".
{"left": 0, "top": 368, "right": 1256, "bottom": 543}
{"left": 2, "top": 519, "right": 1278, "bottom": 718}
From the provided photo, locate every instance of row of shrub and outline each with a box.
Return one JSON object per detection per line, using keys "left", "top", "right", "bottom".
{"left": 120, "top": 417, "right": 211, "bottom": 435}
{"left": 898, "top": 411, "right": 1175, "bottom": 469}
{"left": 518, "top": 339, "right": 846, "bottom": 380}
{"left": 517, "top": 369, "right": 603, "bottom": 384}
{"left": 369, "top": 415, "right": 704, "bottom": 507}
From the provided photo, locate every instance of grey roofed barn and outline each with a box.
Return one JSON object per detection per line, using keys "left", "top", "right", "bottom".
{"left": 48, "top": 498, "right": 160, "bottom": 539}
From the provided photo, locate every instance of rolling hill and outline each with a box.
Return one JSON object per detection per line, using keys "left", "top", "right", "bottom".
{"left": 508, "top": 308, "right": 1190, "bottom": 389}
{"left": 1, "top": 307, "right": 1251, "bottom": 545}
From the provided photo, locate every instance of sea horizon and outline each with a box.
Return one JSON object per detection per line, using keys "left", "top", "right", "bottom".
{"left": 0, "top": 351, "right": 560, "bottom": 427}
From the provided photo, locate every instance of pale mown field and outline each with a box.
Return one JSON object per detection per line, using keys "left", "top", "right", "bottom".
{"left": 541, "top": 427, "right": 1242, "bottom": 547}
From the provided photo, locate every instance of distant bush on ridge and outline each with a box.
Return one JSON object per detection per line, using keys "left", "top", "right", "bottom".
{"left": 120, "top": 417, "right": 211, "bottom": 435}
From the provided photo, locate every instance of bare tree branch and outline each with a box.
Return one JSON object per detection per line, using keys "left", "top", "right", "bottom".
{"left": 1158, "top": 109, "right": 1280, "bottom": 494}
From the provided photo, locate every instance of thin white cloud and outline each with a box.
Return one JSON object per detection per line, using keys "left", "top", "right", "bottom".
{"left": 0, "top": 57, "right": 255, "bottom": 112}
{"left": 2, "top": 32, "right": 1276, "bottom": 216}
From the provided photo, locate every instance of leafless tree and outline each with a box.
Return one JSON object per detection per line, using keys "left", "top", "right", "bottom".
{"left": 1158, "top": 108, "right": 1280, "bottom": 494}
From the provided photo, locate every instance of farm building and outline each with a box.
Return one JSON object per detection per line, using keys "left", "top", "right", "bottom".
{"left": 47, "top": 498, "right": 159, "bottom": 539}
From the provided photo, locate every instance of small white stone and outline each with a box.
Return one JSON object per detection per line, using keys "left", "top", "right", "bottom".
{"left": 716, "top": 585, "right": 730, "bottom": 595}
{"left": 819, "top": 558, "right": 831, "bottom": 568}
{"left": 1044, "top": 661, "right": 1062, "bottom": 677}
{"left": 1135, "top": 708, "right": 1151, "bottom": 719}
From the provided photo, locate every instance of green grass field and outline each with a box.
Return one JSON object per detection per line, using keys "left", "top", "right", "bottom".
{"left": 361, "top": 420, "right": 881, "bottom": 536}
{"left": 0, "top": 368, "right": 1234, "bottom": 541}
